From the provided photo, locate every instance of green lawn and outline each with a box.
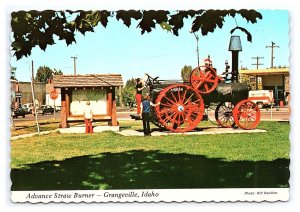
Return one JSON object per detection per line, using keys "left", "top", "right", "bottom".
{"left": 11, "top": 118, "right": 60, "bottom": 136}
{"left": 11, "top": 121, "right": 290, "bottom": 190}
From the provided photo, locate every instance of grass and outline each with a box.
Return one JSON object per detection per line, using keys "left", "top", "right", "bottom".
{"left": 10, "top": 120, "right": 290, "bottom": 190}
{"left": 10, "top": 118, "right": 60, "bottom": 136}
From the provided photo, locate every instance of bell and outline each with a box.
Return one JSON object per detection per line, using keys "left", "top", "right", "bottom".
{"left": 228, "top": 35, "right": 242, "bottom": 51}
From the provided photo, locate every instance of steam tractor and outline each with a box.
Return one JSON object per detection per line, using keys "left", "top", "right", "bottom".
{"left": 142, "top": 35, "right": 261, "bottom": 133}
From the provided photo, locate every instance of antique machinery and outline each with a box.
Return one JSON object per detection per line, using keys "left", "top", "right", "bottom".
{"left": 143, "top": 35, "right": 261, "bottom": 132}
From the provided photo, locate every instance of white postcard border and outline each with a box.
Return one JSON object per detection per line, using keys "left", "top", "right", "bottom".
{"left": 3, "top": 0, "right": 299, "bottom": 209}
{"left": 11, "top": 188, "right": 289, "bottom": 203}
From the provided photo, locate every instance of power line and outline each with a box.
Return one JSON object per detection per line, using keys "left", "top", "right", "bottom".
{"left": 251, "top": 56, "right": 264, "bottom": 69}
{"left": 266, "top": 41, "right": 279, "bottom": 68}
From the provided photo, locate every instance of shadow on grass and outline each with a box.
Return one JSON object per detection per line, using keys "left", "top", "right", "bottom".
{"left": 11, "top": 150, "right": 289, "bottom": 191}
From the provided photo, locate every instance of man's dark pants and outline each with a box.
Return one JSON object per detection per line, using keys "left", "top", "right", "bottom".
{"left": 142, "top": 112, "right": 151, "bottom": 135}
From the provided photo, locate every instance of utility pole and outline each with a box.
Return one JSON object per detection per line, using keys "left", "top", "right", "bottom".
{"left": 194, "top": 33, "right": 200, "bottom": 67}
{"left": 190, "top": 31, "right": 200, "bottom": 67}
{"left": 251, "top": 56, "right": 264, "bottom": 69}
{"left": 266, "top": 42, "right": 279, "bottom": 68}
{"left": 30, "top": 60, "right": 40, "bottom": 134}
{"left": 71, "top": 56, "right": 77, "bottom": 75}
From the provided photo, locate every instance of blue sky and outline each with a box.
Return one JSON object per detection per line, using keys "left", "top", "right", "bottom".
{"left": 10, "top": 10, "right": 289, "bottom": 83}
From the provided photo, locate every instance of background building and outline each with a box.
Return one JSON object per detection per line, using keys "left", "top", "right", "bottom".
{"left": 239, "top": 67, "right": 289, "bottom": 105}
{"left": 11, "top": 80, "right": 46, "bottom": 109}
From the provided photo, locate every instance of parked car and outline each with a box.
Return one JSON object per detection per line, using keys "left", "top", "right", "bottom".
{"left": 22, "top": 104, "right": 32, "bottom": 114}
{"left": 55, "top": 106, "right": 61, "bottom": 112}
{"left": 248, "top": 90, "right": 274, "bottom": 109}
{"left": 11, "top": 107, "right": 27, "bottom": 118}
{"left": 37, "top": 105, "right": 54, "bottom": 115}
{"left": 23, "top": 102, "right": 40, "bottom": 114}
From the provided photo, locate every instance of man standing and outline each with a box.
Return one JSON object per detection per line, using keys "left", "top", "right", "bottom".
{"left": 140, "top": 95, "right": 160, "bottom": 136}
{"left": 135, "top": 78, "right": 145, "bottom": 116}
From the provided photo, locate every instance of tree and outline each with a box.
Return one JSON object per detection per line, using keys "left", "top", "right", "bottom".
{"left": 53, "top": 68, "right": 63, "bottom": 75}
{"left": 11, "top": 66, "right": 17, "bottom": 80}
{"left": 181, "top": 65, "right": 193, "bottom": 82}
{"left": 11, "top": 10, "right": 262, "bottom": 60}
{"left": 35, "top": 66, "right": 52, "bottom": 83}
{"left": 122, "top": 86, "right": 136, "bottom": 107}
{"left": 125, "top": 77, "right": 136, "bottom": 88}
{"left": 116, "top": 87, "right": 123, "bottom": 107}
{"left": 120, "top": 77, "right": 136, "bottom": 107}
{"left": 35, "top": 66, "right": 63, "bottom": 83}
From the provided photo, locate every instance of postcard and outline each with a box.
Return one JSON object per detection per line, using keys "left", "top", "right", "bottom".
{"left": 9, "top": 9, "right": 290, "bottom": 203}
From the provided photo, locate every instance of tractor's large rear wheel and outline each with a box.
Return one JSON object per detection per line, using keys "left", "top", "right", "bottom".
{"left": 233, "top": 99, "right": 261, "bottom": 130}
{"left": 150, "top": 110, "right": 166, "bottom": 130}
{"left": 154, "top": 84, "right": 204, "bottom": 132}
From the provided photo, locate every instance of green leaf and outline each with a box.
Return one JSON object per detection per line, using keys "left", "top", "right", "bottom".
{"left": 160, "top": 22, "right": 172, "bottom": 32}
{"left": 99, "top": 10, "right": 111, "bottom": 28}
{"left": 192, "top": 10, "right": 226, "bottom": 36}
{"left": 90, "top": 11, "right": 101, "bottom": 27}
{"left": 116, "top": 10, "right": 142, "bottom": 28}
{"left": 25, "top": 12, "right": 32, "bottom": 20}
{"left": 238, "top": 9, "right": 263, "bottom": 24}
{"left": 38, "top": 41, "right": 47, "bottom": 51}
{"left": 12, "top": 41, "right": 22, "bottom": 52}
{"left": 137, "top": 10, "right": 169, "bottom": 34}
{"left": 230, "top": 26, "right": 252, "bottom": 42}
{"left": 64, "top": 31, "right": 76, "bottom": 45}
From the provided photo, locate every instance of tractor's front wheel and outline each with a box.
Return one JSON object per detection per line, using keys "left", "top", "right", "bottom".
{"left": 233, "top": 99, "right": 261, "bottom": 130}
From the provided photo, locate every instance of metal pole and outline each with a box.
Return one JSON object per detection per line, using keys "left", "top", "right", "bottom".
{"left": 194, "top": 33, "right": 200, "bottom": 67}
{"left": 54, "top": 100, "right": 56, "bottom": 120}
{"left": 270, "top": 104, "right": 273, "bottom": 120}
{"left": 231, "top": 51, "right": 239, "bottom": 82}
{"left": 266, "top": 42, "right": 279, "bottom": 68}
{"left": 71, "top": 56, "right": 77, "bottom": 75}
{"left": 11, "top": 116, "right": 16, "bottom": 130}
{"left": 251, "top": 56, "right": 264, "bottom": 69}
{"left": 271, "top": 43, "right": 274, "bottom": 68}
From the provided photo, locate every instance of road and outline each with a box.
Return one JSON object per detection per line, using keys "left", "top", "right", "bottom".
{"left": 12, "top": 108, "right": 289, "bottom": 122}
{"left": 260, "top": 108, "right": 290, "bottom": 121}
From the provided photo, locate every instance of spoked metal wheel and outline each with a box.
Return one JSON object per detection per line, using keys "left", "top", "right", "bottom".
{"left": 154, "top": 84, "right": 205, "bottom": 132}
{"left": 233, "top": 99, "right": 261, "bottom": 130}
{"left": 190, "top": 66, "right": 219, "bottom": 94}
{"left": 215, "top": 101, "right": 235, "bottom": 128}
{"left": 150, "top": 110, "right": 166, "bottom": 130}
{"left": 204, "top": 104, "right": 219, "bottom": 125}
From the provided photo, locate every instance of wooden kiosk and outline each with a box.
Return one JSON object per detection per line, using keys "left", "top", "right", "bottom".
{"left": 52, "top": 74, "right": 123, "bottom": 128}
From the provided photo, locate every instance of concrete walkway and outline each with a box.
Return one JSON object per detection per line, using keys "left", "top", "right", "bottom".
{"left": 10, "top": 126, "right": 266, "bottom": 140}
{"left": 10, "top": 126, "right": 120, "bottom": 140}
{"left": 10, "top": 129, "right": 59, "bottom": 141}
{"left": 59, "top": 125, "right": 119, "bottom": 134}
{"left": 116, "top": 127, "right": 267, "bottom": 137}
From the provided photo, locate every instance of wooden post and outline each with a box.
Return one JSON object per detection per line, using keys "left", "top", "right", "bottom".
{"left": 60, "top": 88, "right": 67, "bottom": 128}
{"left": 107, "top": 88, "right": 113, "bottom": 125}
{"left": 65, "top": 89, "right": 70, "bottom": 123}
{"left": 107, "top": 88, "right": 112, "bottom": 116}
{"left": 111, "top": 88, "right": 117, "bottom": 126}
